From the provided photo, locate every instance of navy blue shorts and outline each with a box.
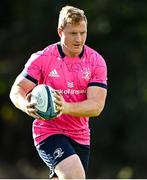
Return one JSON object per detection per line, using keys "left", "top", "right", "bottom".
{"left": 36, "top": 134, "right": 90, "bottom": 178}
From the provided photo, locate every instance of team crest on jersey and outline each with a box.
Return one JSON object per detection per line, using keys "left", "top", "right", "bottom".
{"left": 81, "top": 68, "right": 91, "bottom": 80}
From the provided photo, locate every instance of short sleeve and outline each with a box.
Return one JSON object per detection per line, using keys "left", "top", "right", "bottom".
{"left": 88, "top": 53, "right": 107, "bottom": 89}
{"left": 21, "top": 52, "right": 43, "bottom": 84}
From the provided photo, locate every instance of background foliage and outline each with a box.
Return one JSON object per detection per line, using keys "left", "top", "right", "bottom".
{"left": 0, "top": 0, "right": 147, "bottom": 178}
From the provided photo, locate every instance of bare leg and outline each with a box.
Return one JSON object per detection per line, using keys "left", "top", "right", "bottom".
{"left": 54, "top": 154, "right": 85, "bottom": 179}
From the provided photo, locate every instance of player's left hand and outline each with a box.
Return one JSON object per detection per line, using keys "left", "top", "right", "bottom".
{"left": 53, "top": 91, "right": 68, "bottom": 115}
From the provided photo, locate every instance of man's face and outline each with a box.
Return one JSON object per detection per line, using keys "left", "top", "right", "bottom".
{"left": 58, "top": 20, "right": 87, "bottom": 57}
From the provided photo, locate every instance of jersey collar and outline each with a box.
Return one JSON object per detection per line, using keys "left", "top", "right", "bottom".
{"left": 57, "top": 42, "right": 84, "bottom": 59}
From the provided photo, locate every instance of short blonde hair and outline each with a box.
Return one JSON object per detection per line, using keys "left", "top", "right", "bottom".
{"left": 58, "top": 5, "right": 87, "bottom": 29}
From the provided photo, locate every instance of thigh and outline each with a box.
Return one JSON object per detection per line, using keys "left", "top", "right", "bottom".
{"left": 54, "top": 139, "right": 90, "bottom": 179}
{"left": 36, "top": 134, "right": 76, "bottom": 178}
{"left": 74, "top": 143, "right": 90, "bottom": 174}
{"left": 55, "top": 154, "right": 85, "bottom": 179}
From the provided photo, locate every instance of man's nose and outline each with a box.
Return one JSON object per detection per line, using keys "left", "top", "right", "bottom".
{"left": 75, "top": 33, "right": 81, "bottom": 42}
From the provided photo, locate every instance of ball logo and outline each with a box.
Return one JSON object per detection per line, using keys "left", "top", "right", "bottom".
{"left": 31, "top": 84, "right": 57, "bottom": 117}
{"left": 36, "top": 93, "right": 47, "bottom": 111}
{"left": 36, "top": 94, "right": 44, "bottom": 105}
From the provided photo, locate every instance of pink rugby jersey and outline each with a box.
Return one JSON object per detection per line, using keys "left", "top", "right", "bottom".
{"left": 22, "top": 42, "right": 107, "bottom": 146}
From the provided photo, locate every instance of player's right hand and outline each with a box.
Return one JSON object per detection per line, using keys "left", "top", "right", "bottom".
{"left": 24, "top": 93, "right": 45, "bottom": 120}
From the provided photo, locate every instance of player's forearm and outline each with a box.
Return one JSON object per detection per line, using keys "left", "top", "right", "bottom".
{"left": 9, "top": 85, "right": 26, "bottom": 112}
{"left": 63, "top": 99, "right": 105, "bottom": 117}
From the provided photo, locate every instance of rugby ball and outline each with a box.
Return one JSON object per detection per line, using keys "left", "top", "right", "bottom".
{"left": 31, "top": 84, "right": 58, "bottom": 120}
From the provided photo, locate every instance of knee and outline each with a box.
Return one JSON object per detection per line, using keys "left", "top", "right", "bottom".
{"left": 55, "top": 162, "right": 86, "bottom": 179}
{"left": 59, "top": 168, "right": 86, "bottom": 179}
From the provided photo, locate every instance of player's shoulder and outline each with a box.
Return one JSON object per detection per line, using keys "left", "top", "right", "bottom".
{"left": 28, "top": 43, "right": 58, "bottom": 62}
{"left": 42, "top": 43, "right": 58, "bottom": 55}
{"left": 84, "top": 45, "right": 106, "bottom": 65}
{"left": 35, "top": 42, "right": 58, "bottom": 56}
{"left": 84, "top": 44, "right": 97, "bottom": 54}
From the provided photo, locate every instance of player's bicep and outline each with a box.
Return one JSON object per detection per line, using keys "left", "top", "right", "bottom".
{"left": 87, "top": 86, "right": 107, "bottom": 109}
{"left": 12, "top": 74, "right": 37, "bottom": 94}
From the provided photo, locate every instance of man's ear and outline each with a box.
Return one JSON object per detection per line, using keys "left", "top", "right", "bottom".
{"left": 57, "top": 28, "right": 63, "bottom": 37}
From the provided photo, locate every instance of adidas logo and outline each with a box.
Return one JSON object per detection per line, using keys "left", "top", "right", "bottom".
{"left": 49, "top": 69, "right": 59, "bottom": 77}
